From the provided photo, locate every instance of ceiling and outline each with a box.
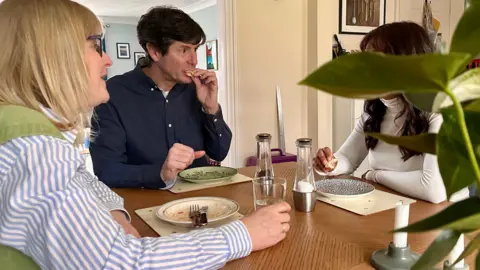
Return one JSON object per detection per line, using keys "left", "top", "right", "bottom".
{"left": 76, "top": 0, "right": 216, "bottom": 16}
{"left": 0, "top": 0, "right": 216, "bottom": 17}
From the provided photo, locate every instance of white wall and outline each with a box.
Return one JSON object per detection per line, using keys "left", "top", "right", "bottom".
{"left": 233, "top": 0, "right": 333, "bottom": 166}
{"left": 103, "top": 23, "right": 143, "bottom": 78}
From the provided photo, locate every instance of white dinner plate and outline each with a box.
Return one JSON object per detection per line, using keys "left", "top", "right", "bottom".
{"left": 156, "top": 196, "right": 240, "bottom": 227}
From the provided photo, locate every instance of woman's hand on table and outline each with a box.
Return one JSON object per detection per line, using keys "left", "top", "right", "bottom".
{"left": 111, "top": 210, "right": 141, "bottom": 238}
{"left": 241, "top": 202, "right": 291, "bottom": 252}
{"left": 314, "top": 147, "right": 338, "bottom": 173}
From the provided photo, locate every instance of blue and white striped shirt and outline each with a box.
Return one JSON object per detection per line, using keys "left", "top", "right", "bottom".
{"left": 0, "top": 112, "right": 252, "bottom": 269}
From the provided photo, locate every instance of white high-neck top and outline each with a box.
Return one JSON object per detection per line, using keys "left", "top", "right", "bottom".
{"left": 331, "top": 97, "right": 468, "bottom": 203}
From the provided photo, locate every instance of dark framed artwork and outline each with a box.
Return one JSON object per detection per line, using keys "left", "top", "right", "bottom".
{"left": 339, "top": 0, "right": 386, "bottom": 35}
{"left": 116, "top": 43, "right": 131, "bottom": 59}
{"left": 134, "top": 52, "right": 146, "bottom": 66}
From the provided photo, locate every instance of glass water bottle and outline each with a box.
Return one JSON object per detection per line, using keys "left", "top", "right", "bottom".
{"left": 293, "top": 138, "right": 316, "bottom": 192}
{"left": 254, "top": 133, "right": 274, "bottom": 180}
{"left": 292, "top": 138, "right": 317, "bottom": 212}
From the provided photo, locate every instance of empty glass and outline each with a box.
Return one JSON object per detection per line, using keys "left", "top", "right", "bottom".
{"left": 252, "top": 177, "right": 286, "bottom": 210}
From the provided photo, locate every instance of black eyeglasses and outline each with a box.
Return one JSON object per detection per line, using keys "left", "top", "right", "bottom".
{"left": 87, "top": 35, "right": 103, "bottom": 56}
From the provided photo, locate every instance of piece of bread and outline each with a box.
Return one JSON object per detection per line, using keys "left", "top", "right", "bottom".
{"left": 325, "top": 157, "right": 338, "bottom": 170}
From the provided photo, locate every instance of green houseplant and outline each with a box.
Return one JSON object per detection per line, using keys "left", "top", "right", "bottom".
{"left": 299, "top": 1, "right": 480, "bottom": 269}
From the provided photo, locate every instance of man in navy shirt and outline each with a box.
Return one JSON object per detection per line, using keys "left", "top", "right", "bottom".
{"left": 90, "top": 6, "right": 232, "bottom": 189}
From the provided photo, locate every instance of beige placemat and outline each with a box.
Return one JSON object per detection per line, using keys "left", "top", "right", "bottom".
{"left": 317, "top": 189, "right": 417, "bottom": 216}
{"left": 169, "top": 173, "right": 252, "bottom": 194}
{"left": 135, "top": 205, "right": 244, "bottom": 236}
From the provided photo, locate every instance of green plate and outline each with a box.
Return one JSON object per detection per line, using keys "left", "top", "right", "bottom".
{"left": 178, "top": 166, "right": 238, "bottom": 184}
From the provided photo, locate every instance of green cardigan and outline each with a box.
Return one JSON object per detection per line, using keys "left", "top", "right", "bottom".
{"left": 0, "top": 105, "right": 64, "bottom": 145}
{"left": 0, "top": 105, "right": 61, "bottom": 269}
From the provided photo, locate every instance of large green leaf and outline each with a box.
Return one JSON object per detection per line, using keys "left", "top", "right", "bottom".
{"left": 432, "top": 69, "right": 480, "bottom": 112}
{"left": 366, "top": 132, "right": 436, "bottom": 155}
{"left": 299, "top": 53, "right": 471, "bottom": 99}
{"left": 404, "top": 92, "right": 438, "bottom": 112}
{"left": 394, "top": 197, "right": 480, "bottom": 233}
{"left": 412, "top": 230, "right": 461, "bottom": 270}
{"left": 476, "top": 251, "right": 480, "bottom": 270}
{"left": 465, "top": 99, "right": 480, "bottom": 112}
{"left": 450, "top": 232, "right": 480, "bottom": 267}
{"left": 438, "top": 108, "right": 480, "bottom": 197}
{"left": 450, "top": 1, "right": 480, "bottom": 60}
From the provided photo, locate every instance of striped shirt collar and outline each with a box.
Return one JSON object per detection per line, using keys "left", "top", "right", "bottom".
{"left": 40, "top": 106, "right": 78, "bottom": 144}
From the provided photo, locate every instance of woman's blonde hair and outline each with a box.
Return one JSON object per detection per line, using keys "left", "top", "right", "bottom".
{"left": 0, "top": 0, "right": 102, "bottom": 141}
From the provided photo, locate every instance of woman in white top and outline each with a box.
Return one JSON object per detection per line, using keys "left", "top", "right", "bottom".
{"left": 314, "top": 22, "right": 468, "bottom": 203}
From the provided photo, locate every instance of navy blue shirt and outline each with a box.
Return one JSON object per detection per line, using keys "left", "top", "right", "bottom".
{"left": 90, "top": 67, "right": 232, "bottom": 189}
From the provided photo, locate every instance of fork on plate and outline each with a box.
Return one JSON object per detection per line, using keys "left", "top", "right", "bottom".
{"left": 189, "top": 204, "right": 208, "bottom": 228}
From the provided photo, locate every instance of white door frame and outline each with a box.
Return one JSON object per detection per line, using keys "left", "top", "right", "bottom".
{"left": 217, "top": 0, "right": 240, "bottom": 167}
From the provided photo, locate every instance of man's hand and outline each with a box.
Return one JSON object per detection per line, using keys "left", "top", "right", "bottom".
{"left": 187, "top": 69, "right": 219, "bottom": 114}
{"left": 110, "top": 210, "right": 140, "bottom": 238}
{"left": 161, "top": 143, "right": 205, "bottom": 182}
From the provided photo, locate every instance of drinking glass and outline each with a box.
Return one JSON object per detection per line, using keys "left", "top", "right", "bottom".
{"left": 252, "top": 177, "right": 287, "bottom": 210}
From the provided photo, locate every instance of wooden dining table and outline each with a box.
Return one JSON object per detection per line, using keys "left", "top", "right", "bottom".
{"left": 113, "top": 162, "right": 473, "bottom": 269}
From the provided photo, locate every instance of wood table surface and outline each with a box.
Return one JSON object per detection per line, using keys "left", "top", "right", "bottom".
{"left": 113, "top": 162, "right": 473, "bottom": 270}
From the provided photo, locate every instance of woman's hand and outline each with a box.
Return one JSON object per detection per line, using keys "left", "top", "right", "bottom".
{"left": 314, "top": 147, "right": 338, "bottom": 173}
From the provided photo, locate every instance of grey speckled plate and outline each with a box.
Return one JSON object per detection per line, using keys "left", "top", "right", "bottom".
{"left": 316, "top": 179, "right": 375, "bottom": 199}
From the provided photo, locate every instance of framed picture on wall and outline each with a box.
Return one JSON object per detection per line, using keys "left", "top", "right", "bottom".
{"left": 339, "top": 0, "right": 386, "bottom": 35}
{"left": 206, "top": 40, "right": 218, "bottom": 70}
{"left": 134, "top": 52, "right": 146, "bottom": 66}
{"left": 116, "top": 43, "right": 131, "bottom": 59}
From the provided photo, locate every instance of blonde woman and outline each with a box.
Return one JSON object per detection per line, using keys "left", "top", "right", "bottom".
{"left": 0, "top": 0, "right": 291, "bottom": 269}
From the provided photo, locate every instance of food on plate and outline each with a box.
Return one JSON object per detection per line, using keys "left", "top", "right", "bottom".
{"left": 182, "top": 171, "right": 231, "bottom": 180}
{"left": 165, "top": 204, "right": 226, "bottom": 222}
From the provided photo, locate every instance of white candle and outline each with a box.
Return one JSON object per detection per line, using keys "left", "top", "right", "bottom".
{"left": 448, "top": 234, "right": 465, "bottom": 268}
{"left": 393, "top": 201, "right": 409, "bottom": 248}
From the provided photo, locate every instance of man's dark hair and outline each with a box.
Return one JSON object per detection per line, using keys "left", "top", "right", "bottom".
{"left": 137, "top": 5, "right": 206, "bottom": 61}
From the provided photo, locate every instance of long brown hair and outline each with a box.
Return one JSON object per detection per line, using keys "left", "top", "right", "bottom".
{"left": 361, "top": 21, "right": 433, "bottom": 161}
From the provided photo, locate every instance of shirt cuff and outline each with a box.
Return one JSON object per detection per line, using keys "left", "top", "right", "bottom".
{"left": 217, "top": 220, "right": 252, "bottom": 261}
{"left": 141, "top": 165, "right": 166, "bottom": 189}
{"left": 160, "top": 177, "right": 177, "bottom": 190}
{"left": 366, "top": 170, "right": 378, "bottom": 182}
{"left": 201, "top": 105, "right": 220, "bottom": 116}
{"left": 203, "top": 105, "right": 224, "bottom": 121}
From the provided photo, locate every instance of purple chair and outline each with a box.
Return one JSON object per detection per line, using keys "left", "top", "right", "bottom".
{"left": 245, "top": 148, "right": 297, "bottom": 167}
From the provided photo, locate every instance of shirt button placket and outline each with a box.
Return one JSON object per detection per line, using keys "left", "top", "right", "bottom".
{"left": 165, "top": 101, "right": 174, "bottom": 146}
